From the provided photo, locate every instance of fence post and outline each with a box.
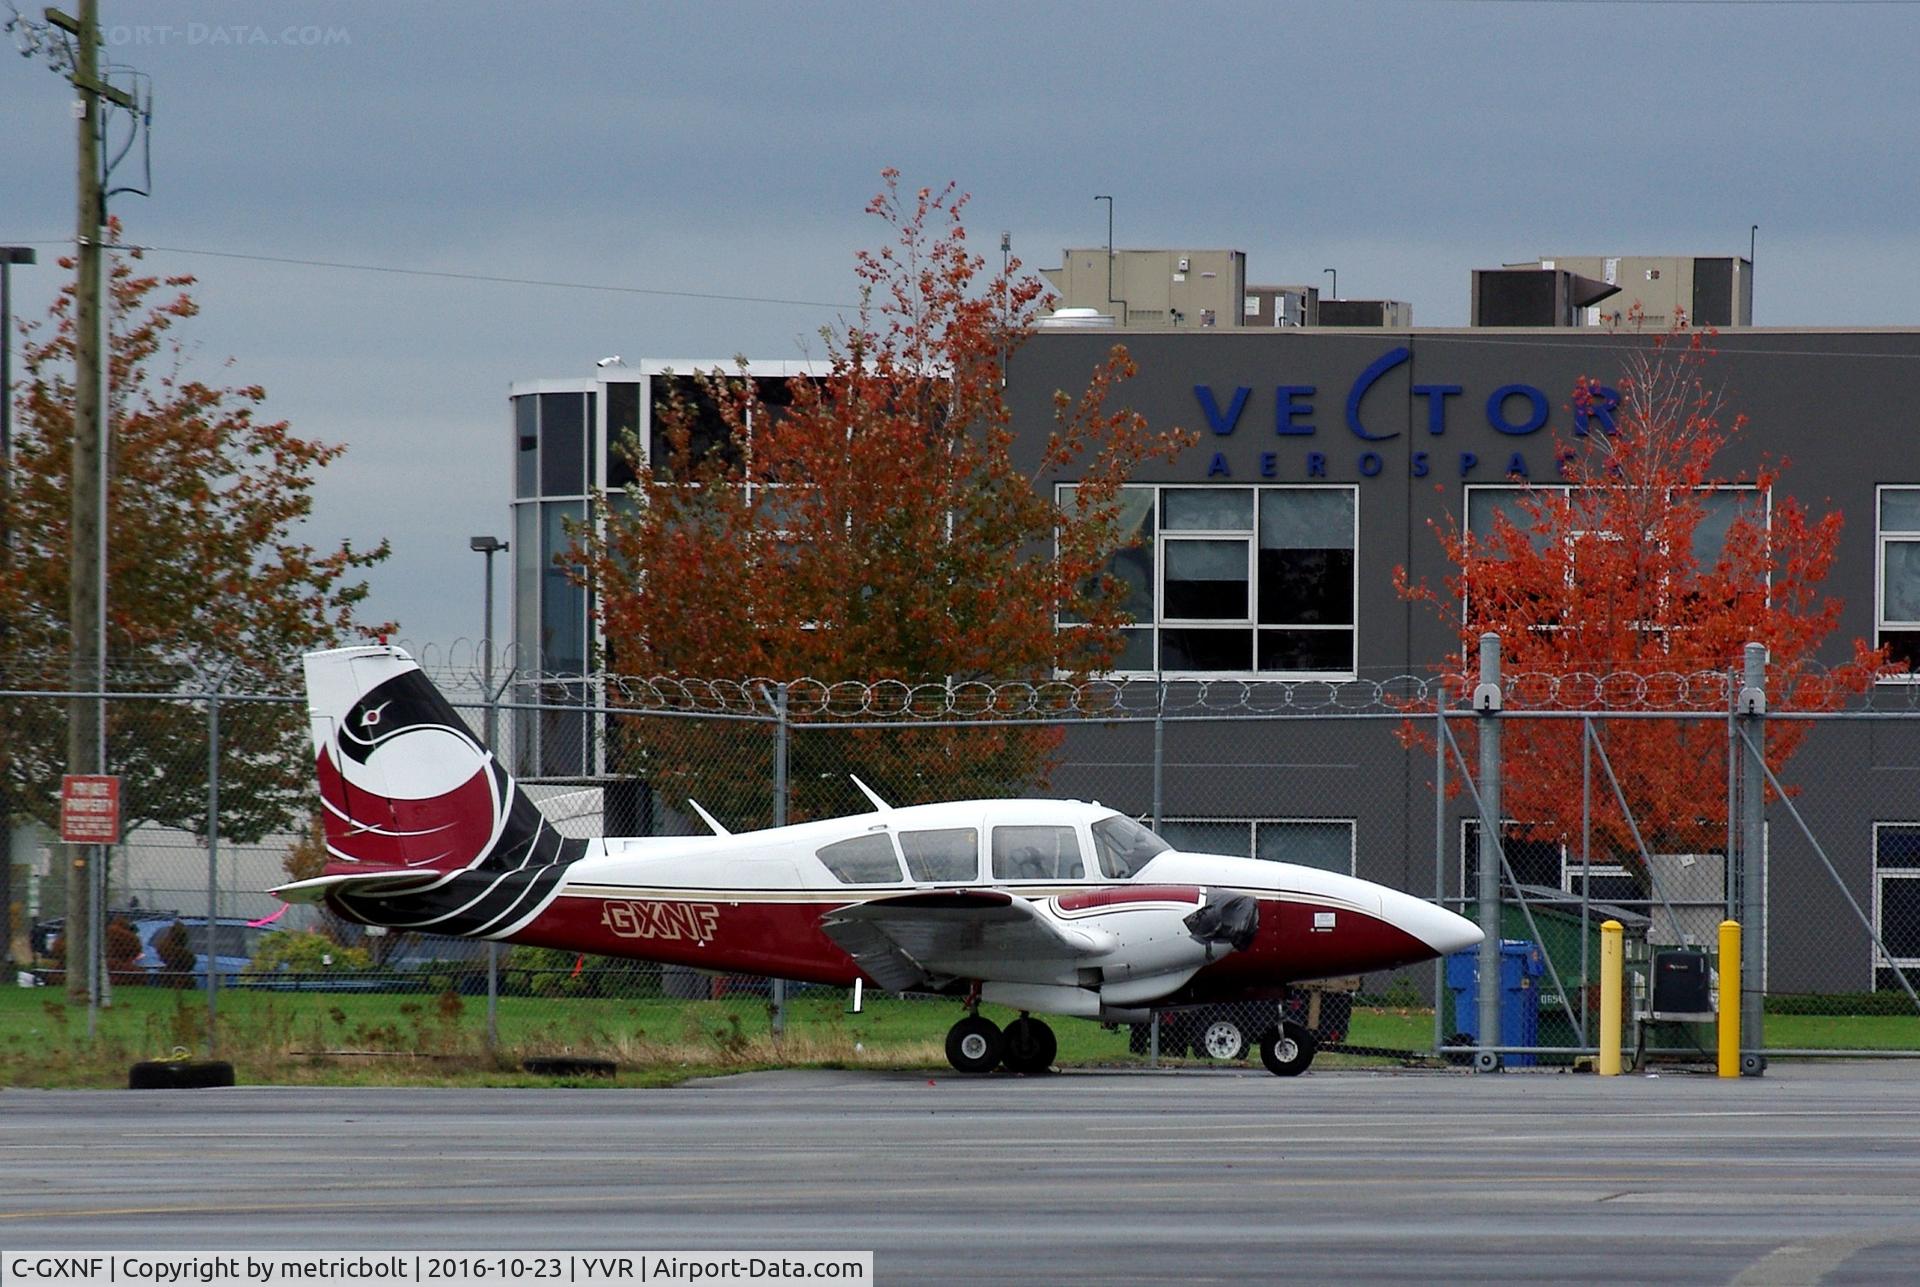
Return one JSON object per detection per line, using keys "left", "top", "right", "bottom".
{"left": 1579, "top": 716, "right": 1593, "bottom": 1043}
{"left": 1473, "top": 633, "right": 1503, "bottom": 1072}
{"left": 485, "top": 664, "right": 501, "bottom": 1053}
{"left": 770, "top": 682, "right": 789, "bottom": 1038}
{"left": 1151, "top": 680, "right": 1165, "bottom": 831}
{"left": 1738, "top": 642, "right": 1767, "bottom": 1075}
{"left": 205, "top": 680, "right": 220, "bottom": 1053}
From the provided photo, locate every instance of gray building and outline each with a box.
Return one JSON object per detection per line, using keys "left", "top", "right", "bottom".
{"left": 1006, "top": 326, "right": 1920, "bottom": 993}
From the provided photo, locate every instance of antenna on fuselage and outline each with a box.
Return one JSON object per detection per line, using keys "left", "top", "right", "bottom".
{"left": 687, "top": 799, "right": 732, "bottom": 836}
{"left": 849, "top": 775, "right": 892, "bottom": 812}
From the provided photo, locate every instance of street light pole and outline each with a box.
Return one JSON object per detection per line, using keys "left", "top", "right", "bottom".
{"left": 1094, "top": 195, "right": 1122, "bottom": 324}
{"left": 470, "top": 534, "right": 507, "bottom": 1050}
{"left": 470, "top": 535, "right": 508, "bottom": 752}
{"left": 1323, "top": 267, "right": 1337, "bottom": 302}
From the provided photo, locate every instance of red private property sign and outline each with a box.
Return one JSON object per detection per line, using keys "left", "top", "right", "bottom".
{"left": 59, "top": 774, "right": 121, "bottom": 845}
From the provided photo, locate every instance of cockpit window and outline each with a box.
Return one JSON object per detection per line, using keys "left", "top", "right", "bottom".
{"left": 817, "top": 834, "right": 904, "bottom": 884}
{"left": 1091, "top": 814, "right": 1172, "bottom": 878}
{"left": 991, "top": 825, "right": 1085, "bottom": 881}
{"left": 900, "top": 828, "right": 979, "bottom": 882}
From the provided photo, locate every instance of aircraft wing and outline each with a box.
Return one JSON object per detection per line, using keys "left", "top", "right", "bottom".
{"left": 819, "top": 890, "right": 1115, "bottom": 992}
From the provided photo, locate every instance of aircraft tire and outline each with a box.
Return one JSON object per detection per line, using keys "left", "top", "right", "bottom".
{"left": 128, "top": 1059, "right": 235, "bottom": 1090}
{"left": 1001, "top": 1017, "right": 1057, "bottom": 1074}
{"left": 1258, "top": 1022, "right": 1316, "bottom": 1077}
{"left": 522, "top": 1056, "right": 618, "bottom": 1078}
{"left": 945, "top": 1015, "right": 1004, "bottom": 1074}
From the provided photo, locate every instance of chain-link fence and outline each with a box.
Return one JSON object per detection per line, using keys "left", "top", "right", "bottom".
{"left": 4, "top": 643, "right": 1918, "bottom": 1074}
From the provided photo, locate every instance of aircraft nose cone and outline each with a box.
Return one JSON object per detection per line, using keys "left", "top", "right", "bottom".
{"left": 1384, "top": 889, "right": 1484, "bottom": 958}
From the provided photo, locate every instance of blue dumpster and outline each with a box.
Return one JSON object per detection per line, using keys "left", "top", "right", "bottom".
{"left": 1445, "top": 940, "right": 1546, "bottom": 1067}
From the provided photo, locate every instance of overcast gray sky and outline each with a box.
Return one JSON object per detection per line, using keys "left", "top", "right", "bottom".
{"left": 5, "top": 0, "right": 1918, "bottom": 659}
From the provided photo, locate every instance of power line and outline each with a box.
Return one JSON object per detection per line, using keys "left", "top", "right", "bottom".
{"left": 13, "top": 236, "right": 1918, "bottom": 361}
{"left": 17, "top": 237, "right": 856, "bottom": 310}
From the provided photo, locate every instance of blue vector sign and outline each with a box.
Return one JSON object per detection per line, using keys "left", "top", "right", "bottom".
{"left": 1192, "top": 345, "right": 1618, "bottom": 480}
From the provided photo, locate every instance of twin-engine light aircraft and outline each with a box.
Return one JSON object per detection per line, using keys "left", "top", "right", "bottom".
{"left": 276, "top": 646, "right": 1481, "bottom": 1076}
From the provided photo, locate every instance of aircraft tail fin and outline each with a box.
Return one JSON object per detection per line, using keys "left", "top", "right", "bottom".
{"left": 292, "top": 645, "right": 570, "bottom": 889}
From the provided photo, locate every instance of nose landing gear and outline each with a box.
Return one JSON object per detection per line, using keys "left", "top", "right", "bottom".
{"left": 1258, "top": 1020, "right": 1318, "bottom": 1076}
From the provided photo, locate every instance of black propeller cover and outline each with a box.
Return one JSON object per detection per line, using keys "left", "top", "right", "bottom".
{"left": 1184, "top": 890, "right": 1260, "bottom": 954}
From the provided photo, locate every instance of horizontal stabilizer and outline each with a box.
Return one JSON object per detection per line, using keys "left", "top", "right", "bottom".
{"left": 269, "top": 870, "right": 443, "bottom": 905}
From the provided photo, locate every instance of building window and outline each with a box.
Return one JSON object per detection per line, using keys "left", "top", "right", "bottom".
{"left": 540, "top": 392, "right": 587, "bottom": 497}
{"left": 1060, "top": 483, "right": 1357, "bottom": 677}
{"left": 514, "top": 395, "right": 538, "bottom": 499}
{"left": 1463, "top": 483, "right": 1767, "bottom": 636}
{"left": 1466, "top": 483, "right": 1766, "bottom": 562}
{"left": 1460, "top": 819, "right": 1568, "bottom": 894}
{"left": 1877, "top": 487, "right": 1920, "bottom": 676}
{"left": 645, "top": 374, "right": 796, "bottom": 482}
{"left": 1874, "top": 823, "right": 1920, "bottom": 988}
{"left": 605, "top": 380, "right": 641, "bottom": 490}
{"left": 1156, "top": 818, "right": 1355, "bottom": 875}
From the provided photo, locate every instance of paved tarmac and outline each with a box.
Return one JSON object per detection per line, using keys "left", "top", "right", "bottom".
{"left": 3, "top": 1065, "right": 1919, "bottom": 1284}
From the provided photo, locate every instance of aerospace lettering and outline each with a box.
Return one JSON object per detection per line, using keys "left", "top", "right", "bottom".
{"left": 601, "top": 899, "right": 720, "bottom": 942}
{"left": 1188, "top": 349, "right": 1606, "bottom": 481}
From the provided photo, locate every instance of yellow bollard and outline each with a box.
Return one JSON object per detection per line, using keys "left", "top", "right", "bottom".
{"left": 1719, "top": 920, "right": 1742, "bottom": 1078}
{"left": 1598, "top": 919, "right": 1623, "bottom": 1076}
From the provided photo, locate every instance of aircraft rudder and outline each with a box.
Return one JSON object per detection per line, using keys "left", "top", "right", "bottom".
{"left": 303, "top": 645, "right": 525, "bottom": 879}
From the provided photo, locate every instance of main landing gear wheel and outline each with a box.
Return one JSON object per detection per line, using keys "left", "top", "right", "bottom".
{"left": 945, "top": 1015, "right": 1005, "bottom": 1074}
{"left": 1259, "top": 1021, "right": 1317, "bottom": 1077}
{"left": 1001, "top": 1016, "right": 1057, "bottom": 1074}
{"left": 1199, "top": 1017, "right": 1249, "bottom": 1062}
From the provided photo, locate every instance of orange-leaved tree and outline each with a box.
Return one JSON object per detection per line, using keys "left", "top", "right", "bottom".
{"left": 1396, "top": 326, "right": 1886, "bottom": 875}
{"left": 576, "top": 173, "right": 1190, "bottom": 824}
{"left": 0, "top": 242, "right": 392, "bottom": 846}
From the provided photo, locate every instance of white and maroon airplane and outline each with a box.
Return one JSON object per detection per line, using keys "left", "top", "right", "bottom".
{"left": 275, "top": 646, "right": 1480, "bottom": 1076}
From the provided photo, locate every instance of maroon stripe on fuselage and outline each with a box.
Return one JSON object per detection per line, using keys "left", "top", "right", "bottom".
{"left": 1054, "top": 885, "right": 1202, "bottom": 912}
{"left": 505, "top": 888, "right": 1448, "bottom": 997}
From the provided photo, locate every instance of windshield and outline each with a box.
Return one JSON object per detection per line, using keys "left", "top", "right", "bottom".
{"left": 1090, "top": 814, "right": 1172, "bottom": 878}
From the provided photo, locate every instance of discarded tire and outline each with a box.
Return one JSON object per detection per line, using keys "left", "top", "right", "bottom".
{"left": 128, "top": 1060, "right": 235, "bottom": 1089}
{"left": 521, "top": 1056, "right": 617, "bottom": 1077}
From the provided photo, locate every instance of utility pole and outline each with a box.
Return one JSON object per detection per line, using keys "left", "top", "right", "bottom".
{"left": 0, "top": 245, "right": 35, "bottom": 969}
{"left": 48, "top": 0, "right": 134, "bottom": 1005}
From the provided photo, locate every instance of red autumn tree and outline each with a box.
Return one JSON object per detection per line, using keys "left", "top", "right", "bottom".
{"left": 1397, "top": 326, "right": 1885, "bottom": 871}
{"left": 0, "top": 242, "right": 392, "bottom": 844}
{"left": 576, "top": 173, "right": 1189, "bottom": 824}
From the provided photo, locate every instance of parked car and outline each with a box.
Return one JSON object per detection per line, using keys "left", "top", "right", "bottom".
{"left": 131, "top": 915, "right": 267, "bottom": 985}
{"left": 1127, "top": 985, "right": 1355, "bottom": 1061}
